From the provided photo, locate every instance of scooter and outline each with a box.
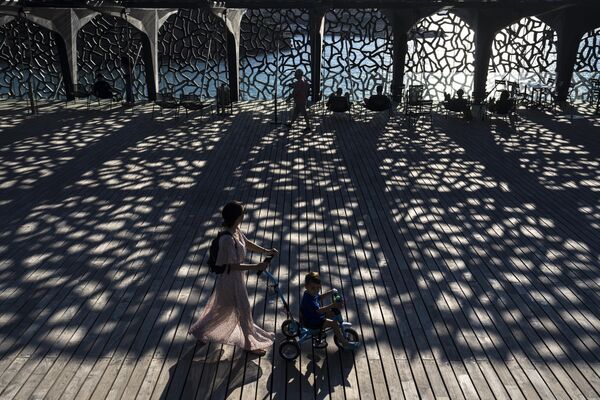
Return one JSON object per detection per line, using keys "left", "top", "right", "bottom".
{"left": 259, "top": 270, "right": 360, "bottom": 361}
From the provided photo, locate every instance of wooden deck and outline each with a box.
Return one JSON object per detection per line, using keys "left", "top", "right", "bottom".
{"left": 0, "top": 99, "right": 599, "bottom": 400}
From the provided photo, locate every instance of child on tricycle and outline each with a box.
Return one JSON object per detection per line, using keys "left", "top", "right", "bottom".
{"left": 300, "top": 272, "right": 359, "bottom": 350}
{"left": 263, "top": 270, "right": 359, "bottom": 361}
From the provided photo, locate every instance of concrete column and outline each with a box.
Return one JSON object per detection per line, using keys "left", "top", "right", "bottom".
{"left": 128, "top": 9, "right": 177, "bottom": 100}
{"left": 472, "top": 25, "right": 495, "bottom": 104}
{"left": 385, "top": 8, "right": 440, "bottom": 102}
{"left": 309, "top": 7, "right": 326, "bottom": 102}
{"left": 211, "top": 7, "right": 245, "bottom": 102}
{"left": 390, "top": 16, "right": 409, "bottom": 101}
{"left": 554, "top": 30, "right": 582, "bottom": 101}
{"left": 132, "top": 9, "right": 160, "bottom": 100}
{"left": 50, "top": 9, "right": 97, "bottom": 99}
{"left": 52, "top": 31, "right": 75, "bottom": 99}
{"left": 85, "top": 7, "right": 176, "bottom": 101}
{"left": 0, "top": 7, "right": 98, "bottom": 100}
{"left": 539, "top": 6, "right": 600, "bottom": 102}
{"left": 462, "top": 10, "right": 519, "bottom": 104}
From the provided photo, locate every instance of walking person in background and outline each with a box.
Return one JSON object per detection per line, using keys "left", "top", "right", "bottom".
{"left": 286, "top": 69, "right": 312, "bottom": 132}
{"left": 189, "top": 201, "right": 278, "bottom": 356}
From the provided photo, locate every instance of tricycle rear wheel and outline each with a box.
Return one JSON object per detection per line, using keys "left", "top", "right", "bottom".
{"left": 279, "top": 339, "right": 300, "bottom": 361}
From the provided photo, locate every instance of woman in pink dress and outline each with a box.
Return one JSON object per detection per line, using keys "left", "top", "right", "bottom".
{"left": 189, "top": 201, "right": 278, "bottom": 356}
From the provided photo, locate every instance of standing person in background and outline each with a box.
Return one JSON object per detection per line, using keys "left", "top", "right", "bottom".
{"left": 286, "top": 69, "right": 312, "bottom": 132}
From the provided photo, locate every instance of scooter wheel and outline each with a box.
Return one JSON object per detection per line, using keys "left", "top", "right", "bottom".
{"left": 334, "top": 328, "right": 360, "bottom": 349}
{"left": 279, "top": 339, "right": 300, "bottom": 361}
{"left": 281, "top": 319, "right": 299, "bottom": 338}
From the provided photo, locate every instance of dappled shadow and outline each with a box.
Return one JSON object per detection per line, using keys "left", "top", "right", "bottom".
{"left": 1, "top": 99, "right": 599, "bottom": 398}
{"left": 318, "top": 107, "right": 600, "bottom": 397}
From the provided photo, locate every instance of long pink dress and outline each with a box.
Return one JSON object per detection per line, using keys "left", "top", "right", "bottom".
{"left": 188, "top": 229, "right": 275, "bottom": 351}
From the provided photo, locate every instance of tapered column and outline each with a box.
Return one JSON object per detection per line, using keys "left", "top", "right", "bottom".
{"left": 539, "top": 7, "right": 600, "bottom": 102}
{"left": 472, "top": 25, "right": 494, "bottom": 104}
{"left": 554, "top": 30, "right": 582, "bottom": 102}
{"left": 386, "top": 8, "right": 440, "bottom": 101}
{"left": 0, "top": 8, "right": 96, "bottom": 100}
{"left": 212, "top": 7, "right": 245, "bottom": 102}
{"left": 129, "top": 9, "right": 177, "bottom": 101}
{"left": 309, "top": 7, "right": 326, "bottom": 102}
{"left": 391, "top": 17, "right": 408, "bottom": 101}
{"left": 52, "top": 31, "right": 75, "bottom": 99}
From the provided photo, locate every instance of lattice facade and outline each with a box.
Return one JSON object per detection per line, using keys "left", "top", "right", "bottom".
{"left": 0, "top": 18, "right": 64, "bottom": 99}
{"left": 322, "top": 9, "right": 393, "bottom": 100}
{"left": 405, "top": 11, "right": 475, "bottom": 101}
{"left": 571, "top": 28, "right": 600, "bottom": 101}
{"left": 77, "top": 15, "right": 148, "bottom": 100}
{"left": 489, "top": 16, "right": 557, "bottom": 92}
{"left": 158, "top": 9, "right": 227, "bottom": 99}
{"left": 240, "top": 9, "right": 311, "bottom": 101}
{"left": 0, "top": 9, "right": 594, "bottom": 105}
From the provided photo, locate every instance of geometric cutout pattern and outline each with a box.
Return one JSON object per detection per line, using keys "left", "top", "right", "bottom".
{"left": 571, "top": 27, "right": 600, "bottom": 101}
{"left": 489, "top": 16, "right": 557, "bottom": 94}
{"left": 240, "top": 9, "right": 311, "bottom": 101}
{"left": 77, "top": 15, "right": 148, "bottom": 100}
{"left": 0, "top": 18, "right": 64, "bottom": 99}
{"left": 405, "top": 11, "right": 475, "bottom": 101}
{"left": 158, "top": 8, "right": 227, "bottom": 99}
{"left": 322, "top": 8, "right": 393, "bottom": 100}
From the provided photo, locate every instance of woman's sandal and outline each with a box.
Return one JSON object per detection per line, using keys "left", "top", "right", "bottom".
{"left": 248, "top": 349, "right": 266, "bottom": 356}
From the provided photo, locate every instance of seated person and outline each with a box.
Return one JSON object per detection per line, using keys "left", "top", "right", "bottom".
{"left": 92, "top": 74, "right": 118, "bottom": 100}
{"left": 326, "top": 88, "right": 351, "bottom": 112}
{"left": 216, "top": 84, "right": 231, "bottom": 112}
{"left": 488, "top": 90, "right": 514, "bottom": 114}
{"left": 300, "top": 272, "right": 358, "bottom": 350}
{"left": 365, "top": 85, "right": 391, "bottom": 111}
{"left": 444, "top": 89, "right": 468, "bottom": 111}
{"left": 444, "top": 88, "right": 471, "bottom": 119}
{"left": 327, "top": 88, "right": 343, "bottom": 106}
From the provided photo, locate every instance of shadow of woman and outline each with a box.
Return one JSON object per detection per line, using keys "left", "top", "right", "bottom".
{"left": 159, "top": 343, "right": 262, "bottom": 400}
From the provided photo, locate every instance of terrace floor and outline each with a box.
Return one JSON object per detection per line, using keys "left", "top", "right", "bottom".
{"left": 0, "top": 99, "right": 599, "bottom": 400}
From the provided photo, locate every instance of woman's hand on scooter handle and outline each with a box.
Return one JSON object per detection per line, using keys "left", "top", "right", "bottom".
{"left": 255, "top": 261, "right": 269, "bottom": 276}
{"left": 265, "top": 248, "right": 279, "bottom": 256}
{"left": 257, "top": 261, "right": 269, "bottom": 270}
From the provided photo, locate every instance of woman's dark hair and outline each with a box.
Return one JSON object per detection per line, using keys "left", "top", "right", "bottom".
{"left": 222, "top": 201, "right": 245, "bottom": 228}
{"left": 305, "top": 271, "right": 321, "bottom": 286}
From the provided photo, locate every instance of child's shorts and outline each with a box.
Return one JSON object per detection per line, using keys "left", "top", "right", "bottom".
{"left": 303, "top": 319, "right": 325, "bottom": 330}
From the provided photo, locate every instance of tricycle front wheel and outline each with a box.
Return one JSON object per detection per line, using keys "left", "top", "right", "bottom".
{"left": 334, "top": 328, "right": 360, "bottom": 349}
{"left": 281, "top": 319, "right": 299, "bottom": 338}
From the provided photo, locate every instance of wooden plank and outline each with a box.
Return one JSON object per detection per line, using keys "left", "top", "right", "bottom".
{"left": 51, "top": 104, "right": 264, "bottom": 400}
{"left": 1, "top": 118, "right": 176, "bottom": 397}
{"left": 253, "top": 123, "right": 289, "bottom": 400}
{"left": 1, "top": 101, "right": 600, "bottom": 399}
{"left": 144, "top": 104, "right": 273, "bottom": 400}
